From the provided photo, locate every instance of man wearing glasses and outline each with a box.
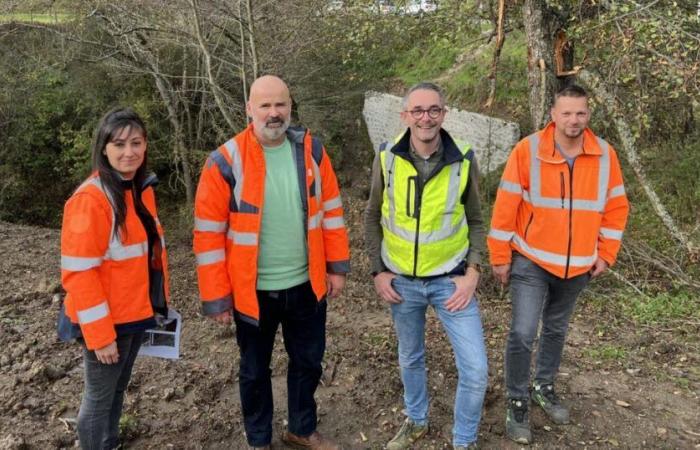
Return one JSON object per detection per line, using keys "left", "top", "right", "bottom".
{"left": 364, "top": 82, "right": 487, "bottom": 450}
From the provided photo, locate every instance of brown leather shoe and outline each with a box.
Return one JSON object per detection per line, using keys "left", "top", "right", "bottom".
{"left": 281, "top": 430, "right": 340, "bottom": 450}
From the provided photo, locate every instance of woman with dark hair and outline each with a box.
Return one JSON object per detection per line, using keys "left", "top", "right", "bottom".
{"left": 58, "top": 107, "right": 170, "bottom": 449}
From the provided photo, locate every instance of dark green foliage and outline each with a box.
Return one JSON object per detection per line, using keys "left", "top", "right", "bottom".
{"left": 0, "top": 28, "right": 171, "bottom": 226}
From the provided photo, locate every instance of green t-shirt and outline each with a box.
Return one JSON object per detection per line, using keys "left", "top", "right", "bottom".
{"left": 256, "top": 138, "right": 309, "bottom": 290}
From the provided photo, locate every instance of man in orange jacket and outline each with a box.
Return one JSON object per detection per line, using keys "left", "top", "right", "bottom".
{"left": 193, "top": 75, "right": 350, "bottom": 450}
{"left": 488, "top": 85, "right": 629, "bottom": 444}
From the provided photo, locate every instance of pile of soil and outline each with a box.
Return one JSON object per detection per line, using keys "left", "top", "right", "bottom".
{"left": 0, "top": 186, "right": 698, "bottom": 449}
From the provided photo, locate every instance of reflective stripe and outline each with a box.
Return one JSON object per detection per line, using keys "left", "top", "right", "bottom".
{"left": 384, "top": 151, "right": 398, "bottom": 233}
{"left": 327, "top": 260, "right": 350, "bottom": 273}
{"left": 308, "top": 211, "right": 323, "bottom": 229}
{"left": 513, "top": 234, "right": 597, "bottom": 267}
{"left": 61, "top": 255, "right": 102, "bottom": 271}
{"left": 423, "top": 246, "right": 469, "bottom": 276}
{"left": 381, "top": 241, "right": 467, "bottom": 277}
{"left": 227, "top": 230, "right": 258, "bottom": 245}
{"left": 528, "top": 134, "right": 610, "bottom": 212}
{"left": 224, "top": 139, "right": 244, "bottom": 210}
{"left": 381, "top": 242, "right": 403, "bottom": 274}
{"left": 323, "top": 216, "right": 345, "bottom": 230}
{"left": 194, "top": 218, "right": 228, "bottom": 233}
{"left": 77, "top": 301, "right": 109, "bottom": 325}
{"left": 323, "top": 196, "right": 342, "bottom": 211}
{"left": 196, "top": 249, "right": 226, "bottom": 266}
{"left": 608, "top": 184, "right": 625, "bottom": 199}
{"left": 499, "top": 180, "right": 523, "bottom": 194}
{"left": 104, "top": 241, "right": 148, "bottom": 261}
{"left": 201, "top": 294, "right": 233, "bottom": 316}
{"left": 489, "top": 228, "right": 514, "bottom": 241}
{"left": 600, "top": 227, "right": 623, "bottom": 240}
{"left": 382, "top": 215, "right": 467, "bottom": 243}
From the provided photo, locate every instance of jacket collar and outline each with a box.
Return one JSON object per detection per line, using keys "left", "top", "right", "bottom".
{"left": 537, "top": 122, "right": 603, "bottom": 163}
{"left": 391, "top": 128, "right": 464, "bottom": 165}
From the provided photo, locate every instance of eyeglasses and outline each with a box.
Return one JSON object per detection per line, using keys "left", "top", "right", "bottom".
{"left": 406, "top": 107, "right": 444, "bottom": 120}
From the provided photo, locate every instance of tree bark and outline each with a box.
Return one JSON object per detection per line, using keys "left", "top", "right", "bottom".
{"left": 522, "top": 0, "right": 568, "bottom": 130}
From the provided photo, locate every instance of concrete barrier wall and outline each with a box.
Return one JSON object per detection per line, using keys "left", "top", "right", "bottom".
{"left": 362, "top": 91, "right": 520, "bottom": 173}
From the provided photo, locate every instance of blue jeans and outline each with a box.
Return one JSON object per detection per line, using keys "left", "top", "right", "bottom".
{"left": 390, "top": 275, "right": 488, "bottom": 446}
{"left": 78, "top": 332, "right": 143, "bottom": 450}
{"left": 234, "top": 281, "right": 326, "bottom": 447}
{"left": 505, "top": 253, "right": 590, "bottom": 399}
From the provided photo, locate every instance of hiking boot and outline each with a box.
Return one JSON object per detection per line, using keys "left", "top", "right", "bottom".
{"left": 506, "top": 398, "right": 532, "bottom": 444}
{"left": 281, "top": 430, "right": 339, "bottom": 450}
{"left": 454, "top": 443, "right": 478, "bottom": 450}
{"left": 531, "top": 382, "right": 570, "bottom": 424}
{"left": 386, "top": 418, "right": 428, "bottom": 450}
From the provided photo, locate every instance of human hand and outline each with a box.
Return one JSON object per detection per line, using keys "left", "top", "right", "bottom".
{"left": 492, "top": 263, "right": 511, "bottom": 285}
{"left": 210, "top": 310, "right": 232, "bottom": 325}
{"left": 589, "top": 257, "right": 608, "bottom": 278}
{"left": 373, "top": 271, "right": 402, "bottom": 304}
{"left": 326, "top": 273, "right": 346, "bottom": 298}
{"left": 444, "top": 269, "right": 479, "bottom": 312}
{"left": 95, "top": 341, "right": 119, "bottom": 364}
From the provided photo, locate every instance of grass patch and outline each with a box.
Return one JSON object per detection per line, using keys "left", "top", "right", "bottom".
{"left": 393, "top": 38, "right": 460, "bottom": 86}
{"left": 584, "top": 344, "right": 628, "bottom": 361}
{"left": 624, "top": 292, "right": 699, "bottom": 326}
{"left": 0, "top": 13, "right": 74, "bottom": 24}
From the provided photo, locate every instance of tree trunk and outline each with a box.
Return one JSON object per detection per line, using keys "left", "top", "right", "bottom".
{"left": 190, "top": 0, "right": 237, "bottom": 130}
{"left": 152, "top": 73, "right": 195, "bottom": 204}
{"left": 522, "top": 0, "right": 566, "bottom": 130}
{"left": 244, "top": 0, "right": 258, "bottom": 80}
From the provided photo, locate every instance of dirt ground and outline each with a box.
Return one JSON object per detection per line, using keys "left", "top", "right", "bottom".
{"left": 1, "top": 185, "right": 699, "bottom": 449}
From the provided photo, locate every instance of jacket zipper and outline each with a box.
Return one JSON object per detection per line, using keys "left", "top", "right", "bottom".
{"left": 410, "top": 153, "right": 457, "bottom": 277}
{"left": 412, "top": 176, "right": 422, "bottom": 277}
{"left": 559, "top": 172, "right": 565, "bottom": 209}
{"left": 564, "top": 161, "right": 575, "bottom": 278}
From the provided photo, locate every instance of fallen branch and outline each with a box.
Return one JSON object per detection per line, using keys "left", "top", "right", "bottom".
{"left": 483, "top": 0, "right": 505, "bottom": 109}
{"left": 578, "top": 69, "right": 698, "bottom": 257}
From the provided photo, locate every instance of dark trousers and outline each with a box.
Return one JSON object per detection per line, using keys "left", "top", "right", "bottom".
{"left": 78, "top": 332, "right": 143, "bottom": 450}
{"left": 234, "top": 281, "right": 327, "bottom": 447}
{"left": 505, "top": 253, "right": 590, "bottom": 399}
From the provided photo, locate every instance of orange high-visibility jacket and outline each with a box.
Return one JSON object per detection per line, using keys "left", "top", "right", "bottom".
{"left": 61, "top": 173, "right": 170, "bottom": 350}
{"left": 193, "top": 125, "right": 350, "bottom": 324}
{"left": 488, "top": 123, "right": 629, "bottom": 278}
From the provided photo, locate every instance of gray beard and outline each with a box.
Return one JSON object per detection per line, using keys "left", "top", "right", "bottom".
{"left": 261, "top": 119, "right": 290, "bottom": 141}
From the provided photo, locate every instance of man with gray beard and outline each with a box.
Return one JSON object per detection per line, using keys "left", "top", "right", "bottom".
{"left": 193, "top": 75, "right": 350, "bottom": 449}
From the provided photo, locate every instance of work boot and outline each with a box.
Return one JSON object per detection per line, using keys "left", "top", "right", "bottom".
{"left": 386, "top": 418, "right": 428, "bottom": 450}
{"left": 281, "top": 430, "right": 339, "bottom": 450}
{"left": 505, "top": 398, "right": 532, "bottom": 444}
{"left": 531, "top": 382, "right": 570, "bottom": 424}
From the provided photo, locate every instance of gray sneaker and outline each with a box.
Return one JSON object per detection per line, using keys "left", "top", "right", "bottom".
{"left": 386, "top": 418, "right": 428, "bottom": 450}
{"left": 506, "top": 398, "right": 532, "bottom": 444}
{"left": 531, "top": 382, "right": 570, "bottom": 424}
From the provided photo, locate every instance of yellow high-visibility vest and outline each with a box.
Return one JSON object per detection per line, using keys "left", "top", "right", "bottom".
{"left": 380, "top": 134, "right": 472, "bottom": 277}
